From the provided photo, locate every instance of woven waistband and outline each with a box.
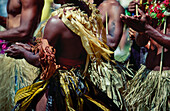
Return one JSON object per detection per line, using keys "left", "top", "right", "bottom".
{"left": 57, "top": 57, "right": 85, "bottom": 67}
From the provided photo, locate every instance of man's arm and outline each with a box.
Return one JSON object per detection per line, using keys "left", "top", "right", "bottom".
{"left": 107, "top": 4, "right": 124, "bottom": 50}
{"left": 0, "top": 16, "right": 7, "bottom": 28}
{"left": 120, "top": 9, "right": 170, "bottom": 49}
{"left": 144, "top": 24, "right": 170, "bottom": 49}
{"left": 25, "top": 16, "right": 62, "bottom": 66}
{"left": 5, "top": 43, "right": 40, "bottom": 67}
{"left": 135, "top": 24, "right": 170, "bottom": 49}
{"left": 5, "top": 16, "right": 63, "bottom": 67}
{"left": 0, "top": 0, "right": 44, "bottom": 42}
{"left": 128, "top": 0, "right": 139, "bottom": 13}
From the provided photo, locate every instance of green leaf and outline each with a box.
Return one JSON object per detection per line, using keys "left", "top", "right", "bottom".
{"left": 150, "top": 13, "right": 157, "bottom": 18}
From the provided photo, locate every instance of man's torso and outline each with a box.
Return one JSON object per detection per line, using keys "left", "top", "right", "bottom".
{"left": 45, "top": 16, "right": 87, "bottom": 65}
{"left": 7, "top": 0, "right": 21, "bottom": 29}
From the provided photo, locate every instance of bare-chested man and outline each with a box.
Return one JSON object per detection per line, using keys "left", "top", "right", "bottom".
{"left": 97, "top": 0, "right": 124, "bottom": 51}
{"left": 89, "top": 0, "right": 124, "bottom": 51}
{"left": 0, "top": 0, "right": 44, "bottom": 110}
{"left": 120, "top": 1, "right": 170, "bottom": 110}
{"left": 0, "top": 0, "right": 44, "bottom": 42}
{"left": 88, "top": 1, "right": 130, "bottom": 110}
{"left": 6, "top": 0, "right": 120, "bottom": 110}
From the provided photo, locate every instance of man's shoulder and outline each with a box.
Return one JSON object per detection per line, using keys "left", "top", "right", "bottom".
{"left": 47, "top": 16, "right": 63, "bottom": 27}
{"left": 100, "top": 1, "right": 123, "bottom": 9}
{"left": 46, "top": 15, "right": 66, "bottom": 32}
{"left": 109, "top": 1, "right": 124, "bottom": 14}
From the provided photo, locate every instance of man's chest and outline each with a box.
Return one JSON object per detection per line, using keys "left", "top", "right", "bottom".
{"left": 7, "top": 0, "right": 21, "bottom": 16}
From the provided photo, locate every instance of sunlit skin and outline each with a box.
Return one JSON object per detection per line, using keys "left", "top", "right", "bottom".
{"left": 0, "top": 0, "right": 44, "bottom": 42}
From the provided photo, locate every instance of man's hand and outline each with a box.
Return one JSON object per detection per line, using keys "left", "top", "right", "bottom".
{"left": 15, "top": 42, "right": 32, "bottom": 51}
{"left": 128, "top": 0, "right": 139, "bottom": 13}
{"left": 120, "top": 9, "right": 147, "bottom": 32}
{"left": 129, "top": 28, "right": 137, "bottom": 40}
{"left": 5, "top": 44, "right": 27, "bottom": 59}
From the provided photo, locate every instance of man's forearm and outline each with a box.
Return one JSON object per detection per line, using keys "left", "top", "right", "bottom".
{"left": 0, "top": 27, "right": 30, "bottom": 42}
{"left": 145, "top": 24, "right": 170, "bottom": 48}
{"left": 0, "top": 16, "right": 7, "bottom": 28}
{"left": 23, "top": 51, "right": 40, "bottom": 67}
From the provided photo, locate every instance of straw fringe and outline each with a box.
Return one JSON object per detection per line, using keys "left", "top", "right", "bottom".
{"left": 88, "top": 62, "right": 134, "bottom": 109}
{"left": 124, "top": 65, "right": 170, "bottom": 111}
{"left": 0, "top": 54, "right": 39, "bottom": 111}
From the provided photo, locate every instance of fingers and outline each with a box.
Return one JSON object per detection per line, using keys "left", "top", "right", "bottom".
{"left": 15, "top": 42, "right": 25, "bottom": 46}
{"left": 6, "top": 45, "right": 22, "bottom": 52}
{"left": 120, "top": 14, "right": 132, "bottom": 20}
{"left": 128, "top": 1, "right": 140, "bottom": 12}
{"left": 130, "top": 1, "right": 139, "bottom": 5}
{"left": 5, "top": 47, "right": 24, "bottom": 59}
{"left": 129, "top": 28, "right": 135, "bottom": 33}
{"left": 134, "top": 15, "right": 141, "bottom": 19}
{"left": 5, "top": 48, "right": 16, "bottom": 56}
{"left": 129, "top": 30, "right": 134, "bottom": 35}
{"left": 15, "top": 42, "right": 31, "bottom": 51}
{"left": 120, "top": 14, "right": 138, "bottom": 21}
{"left": 128, "top": 6, "right": 135, "bottom": 11}
{"left": 120, "top": 14, "right": 126, "bottom": 20}
{"left": 129, "top": 28, "right": 137, "bottom": 40}
{"left": 5, "top": 46, "right": 17, "bottom": 53}
{"left": 138, "top": 8, "right": 145, "bottom": 16}
{"left": 129, "top": 28, "right": 136, "bottom": 36}
{"left": 5, "top": 48, "right": 12, "bottom": 53}
{"left": 120, "top": 14, "right": 143, "bottom": 31}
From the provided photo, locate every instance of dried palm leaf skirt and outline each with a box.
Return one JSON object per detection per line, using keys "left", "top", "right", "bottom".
{"left": 124, "top": 65, "right": 170, "bottom": 111}
{"left": 0, "top": 54, "right": 39, "bottom": 111}
{"left": 13, "top": 66, "right": 120, "bottom": 111}
{"left": 89, "top": 61, "right": 133, "bottom": 110}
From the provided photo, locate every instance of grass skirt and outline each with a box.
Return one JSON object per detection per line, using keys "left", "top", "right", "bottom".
{"left": 13, "top": 66, "right": 120, "bottom": 111}
{"left": 124, "top": 65, "right": 170, "bottom": 111}
{"left": 88, "top": 61, "right": 133, "bottom": 110}
{"left": 0, "top": 54, "right": 39, "bottom": 110}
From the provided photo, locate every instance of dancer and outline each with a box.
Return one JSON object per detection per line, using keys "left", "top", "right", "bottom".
{"left": 7, "top": 0, "right": 120, "bottom": 110}
{"left": 127, "top": 0, "right": 148, "bottom": 72}
{"left": 98, "top": 0, "right": 124, "bottom": 51}
{"left": 87, "top": 1, "right": 131, "bottom": 110}
{"left": 0, "top": 0, "right": 44, "bottom": 110}
{"left": 120, "top": 0, "right": 170, "bottom": 110}
{"left": 89, "top": 0, "right": 124, "bottom": 51}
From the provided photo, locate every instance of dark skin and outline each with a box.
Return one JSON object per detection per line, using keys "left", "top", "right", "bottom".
{"left": 0, "top": 16, "right": 6, "bottom": 28}
{"left": 7, "top": 0, "right": 124, "bottom": 65}
{"left": 6, "top": 1, "right": 89, "bottom": 110}
{"left": 0, "top": 0, "right": 44, "bottom": 42}
{"left": 98, "top": 0, "right": 124, "bottom": 49}
{"left": 88, "top": 0, "right": 124, "bottom": 50}
{"left": 6, "top": 15, "right": 87, "bottom": 67}
{"left": 6, "top": 0, "right": 87, "bottom": 67}
{"left": 97, "top": 0, "right": 124, "bottom": 50}
{"left": 120, "top": 8, "right": 170, "bottom": 71}
{"left": 127, "top": 0, "right": 139, "bottom": 13}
